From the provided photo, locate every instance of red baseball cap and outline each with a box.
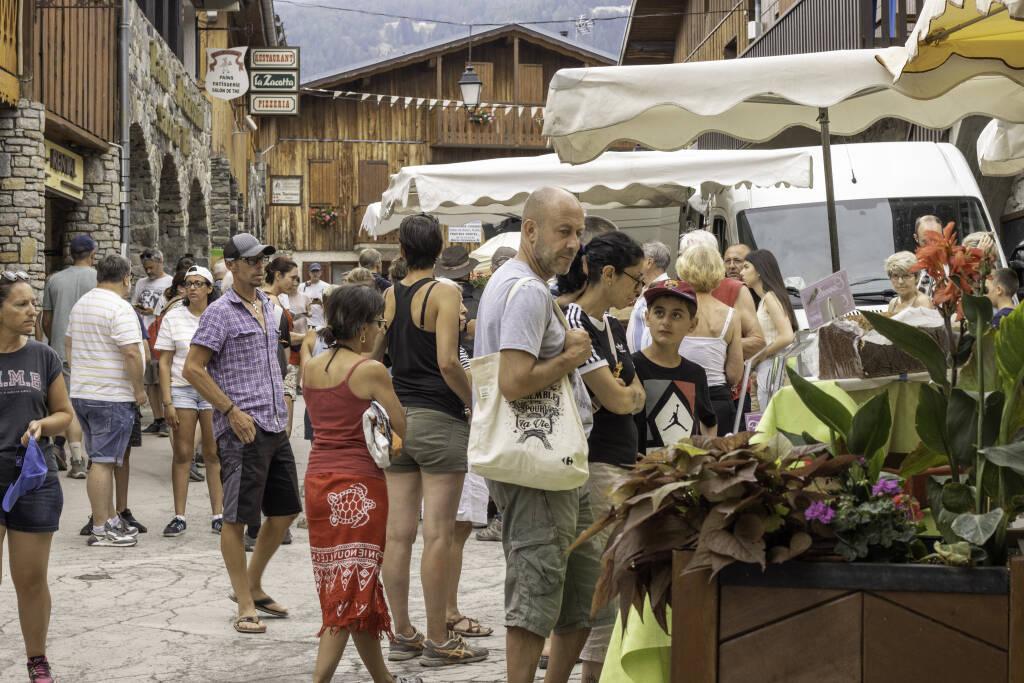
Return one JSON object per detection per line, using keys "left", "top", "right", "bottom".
{"left": 643, "top": 279, "right": 698, "bottom": 307}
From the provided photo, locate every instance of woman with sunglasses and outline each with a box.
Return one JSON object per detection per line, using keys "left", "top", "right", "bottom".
{"left": 0, "top": 271, "right": 73, "bottom": 683}
{"left": 155, "top": 266, "right": 224, "bottom": 537}
{"left": 560, "top": 230, "right": 647, "bottom": 682}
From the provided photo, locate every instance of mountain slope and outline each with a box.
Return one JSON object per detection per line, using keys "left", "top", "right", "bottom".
{"left": 276, "top": 0, "right": 629, "bottom": 81}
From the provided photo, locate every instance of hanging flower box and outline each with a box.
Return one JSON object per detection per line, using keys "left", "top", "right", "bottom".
{"left": 310, "top": 206, "right": 338, "bottom": 227}
{"left": 468, "top": 110, "right": 495, "bottom": 125}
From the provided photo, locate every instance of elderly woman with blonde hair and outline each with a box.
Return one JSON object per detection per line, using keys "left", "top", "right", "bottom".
{"left": 676, "top": 243, "right": 744, "bottom": 432}
{"left": 885, "top": 251, "right": 932, "bottom": 315}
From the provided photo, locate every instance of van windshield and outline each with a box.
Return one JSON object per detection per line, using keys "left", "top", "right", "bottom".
{"left": 736, "top": 196, "right": 990, "bottom": 306}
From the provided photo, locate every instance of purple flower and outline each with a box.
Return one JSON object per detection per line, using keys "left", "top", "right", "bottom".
{"left": 871, "top": 479, "right": 901, "bottom": 498}
{"left": 804, "top": 501, "right": 835, "bottom": 525}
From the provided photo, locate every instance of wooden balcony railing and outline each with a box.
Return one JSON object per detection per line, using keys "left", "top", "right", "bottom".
{"left": 0, "top": 0, "right": 19, "bottom": 105}
{"left": 433, "top": 107, "right": 547, "bottom": 150}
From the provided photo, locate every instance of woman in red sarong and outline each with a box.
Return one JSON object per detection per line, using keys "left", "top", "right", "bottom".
{"left": 302, "top": 284, "right": 411, "bottom": 683}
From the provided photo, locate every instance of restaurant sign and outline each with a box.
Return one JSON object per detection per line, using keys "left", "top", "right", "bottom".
{"left": 44, "top": 140, "right": 84, "bottom": 202}
{"left": 250, "top": 71, "right": 298, "bottom": 92}
{"left": 250, "top": 94, "right": 299, "bottom": 115}
{"left": 250, "top": 48, "right": 300, "bottom": 70}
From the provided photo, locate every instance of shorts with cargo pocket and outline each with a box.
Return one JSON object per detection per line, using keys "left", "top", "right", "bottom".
{"left": 487, "top": 480, "right": 614, "bottom": 638}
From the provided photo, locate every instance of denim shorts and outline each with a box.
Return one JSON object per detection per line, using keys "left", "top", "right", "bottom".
{"left": 0, "top": 473, "right": 63, "bottom": 533}
{"left": 72, "top": 399, "right": 136, "bottom": 465}
{"left": 171, "top": 385, "right": 212, "bottom": 411}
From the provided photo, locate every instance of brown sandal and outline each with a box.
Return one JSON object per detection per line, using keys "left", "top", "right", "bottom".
{"left": 233, "top": 615, "right": 266, "bottom": 634}
{"left": 446, "top": 615, "right": 493, "bottom": 638}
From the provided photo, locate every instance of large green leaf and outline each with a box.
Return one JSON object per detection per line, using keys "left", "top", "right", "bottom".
{"left": 785, "top": 366, "right": 852, "bottom": 442}
{"left": 848, "top": 393, "right": 892, "bottom": 480}
{"left": 983, "top": 391, "right": 1004, "bottom": 449}
{"left": 958, "top": 329, "right": 998, "bottom": 393}
{"left": 941, "top": 482, "right": 975, "bottom": 513}
{"left": 962, "top": 293, "right": 994, "bottom": 330}
{"left": 916, "top": 384, "right": 950, "bottom": 457}
{"left": 979, "top": 441, "right": 1024, "bottom": 477}
{"left": 898, "top": 444, "right": 949, "bottom": 478}
{"left": 927, "top": 475, "right": 960, "bottom": 544}
{"left": 862, "top": 311, "right": 950, "bottom": 388}
{"left": 946, "top": 389, "right": 978, "bottom": 467}
{"left": 951, "top": 509, "right": 1004, "bottom": 546}
{"left": 995, "top": 304, "right": 1024, "bottom": 389}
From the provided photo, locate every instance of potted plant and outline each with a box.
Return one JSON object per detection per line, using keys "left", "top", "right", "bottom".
{"left": 581, "top": 227, "right": 1024, "bottom": 681}
{"left": 467, "top": 110, "right": 495, "bottom": 125}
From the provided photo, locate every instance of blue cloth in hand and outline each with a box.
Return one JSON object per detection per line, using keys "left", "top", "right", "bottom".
{"left": 2, "top": 437, "right": 48, "bottom": 512}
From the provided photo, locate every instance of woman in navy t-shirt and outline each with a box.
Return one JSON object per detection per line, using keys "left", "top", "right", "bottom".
{"left": 0, "top": 272, "right": 73, "bottom": 682}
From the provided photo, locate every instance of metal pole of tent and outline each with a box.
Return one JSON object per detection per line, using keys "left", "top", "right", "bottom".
{"left": 818, "top": 107, "right": 841, "bottom": 273}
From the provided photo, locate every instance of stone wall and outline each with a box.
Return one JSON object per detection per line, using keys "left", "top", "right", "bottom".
{"left": 0, "top": 100, "right": 46, "bottom": 291}
{"left": 65, "top": 148, "right": 121, "bottom": 258}
{"left": 209, "top": 155, "right": 233, "bottom": 248}
{"left": 126, "top": 0, "right": 212, "bottom": 269}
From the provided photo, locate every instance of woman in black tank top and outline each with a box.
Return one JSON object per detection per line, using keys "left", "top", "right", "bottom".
{"left": 377, "top": 214, "right": 488, "bottom": 664}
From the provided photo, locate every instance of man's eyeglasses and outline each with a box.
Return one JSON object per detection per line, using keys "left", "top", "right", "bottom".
{"left": 241, "top": 256, "right": 269, "bottom": 267}
{"left": 1, "top": 270, "right": 29, "bottom": 282}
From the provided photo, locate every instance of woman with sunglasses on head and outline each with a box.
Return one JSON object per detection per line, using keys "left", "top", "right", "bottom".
{"left": 560, "top": 230, "right": 647, "bottom": 682}
{"left": 0, "top": 271, "right": 73, "bottom": 683}
{"left": 885, "top": 252, "right": 933, "bottom": 315}
{"left": 155, "top": 266, "right": 224, "bottom": 537}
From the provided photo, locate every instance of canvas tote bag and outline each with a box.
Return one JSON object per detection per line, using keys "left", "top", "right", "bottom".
{"left": 468, "top": 278, "right": 589, "bottom": 491}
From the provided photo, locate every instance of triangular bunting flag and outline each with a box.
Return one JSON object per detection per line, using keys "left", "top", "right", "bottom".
{"left": 416, "top": 98, "right": 425, "bottom": 107}
{"left": 361, "top": 94, "right": 371, "bottom": 101}
{"left": 376, "top": 95, "right": 385, "bottom": 103}
{"left": 442, "top": 100, "right": 451, "bottom": 108}
{"left": 332, "top": 91, "right": 341, "bottom": 99}
{"left": 390, "top": 96, "right": 400, "bottom": 105}
{"left": 518, "top": 106, "right": 525, "bottom": 115}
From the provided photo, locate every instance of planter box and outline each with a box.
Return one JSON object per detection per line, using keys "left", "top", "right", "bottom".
{"left": 670, "top": 550, "right": 1024, "bottom": 682}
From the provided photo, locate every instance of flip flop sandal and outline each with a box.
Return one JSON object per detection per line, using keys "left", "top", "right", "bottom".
{"left": 446, "top": 615, "right": 493, "bottom": 638}
{"left": 233, "top": 615, "right": 266, "bottom": 634}
{"left": 228, "top": 593, "right": 289, "bottom": 618}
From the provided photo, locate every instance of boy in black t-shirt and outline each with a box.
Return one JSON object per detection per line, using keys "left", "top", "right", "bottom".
{"left": 632, "top": 280, "right": 717, "bottom": 453}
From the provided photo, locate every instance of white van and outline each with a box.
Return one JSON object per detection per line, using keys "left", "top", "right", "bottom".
{"left": 706, "top": 142, "right": 1002, "bottom": 310}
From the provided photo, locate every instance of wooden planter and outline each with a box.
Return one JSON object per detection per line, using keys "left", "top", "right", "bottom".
{"left": 671, "top": 550, "right": 1024, "bottom": 682}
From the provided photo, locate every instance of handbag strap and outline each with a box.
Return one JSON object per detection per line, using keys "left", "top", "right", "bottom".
{"left": 603, "top": 315, "right": 618, "bottom": 367}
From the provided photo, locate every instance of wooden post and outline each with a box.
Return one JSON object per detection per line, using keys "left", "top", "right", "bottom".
{"left": 672, "top": 550, "right": 718, "bottom": 683}
{"left": 1009, "top": 556, "right": 1024, "bottom": 683}
{"left": 512, "top": 35, "right": 519, "bottom": 104}
{"left": 435, "top": 53, "right": 443, "bottom": 100}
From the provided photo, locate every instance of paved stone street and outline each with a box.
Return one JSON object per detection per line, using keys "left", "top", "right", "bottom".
{"left": 0, "top": 401, "right": 583, "bottom": 682}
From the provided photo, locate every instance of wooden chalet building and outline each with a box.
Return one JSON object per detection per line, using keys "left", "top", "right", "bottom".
{"left": 259, "top": 24, "right": 615, "bottom": 281}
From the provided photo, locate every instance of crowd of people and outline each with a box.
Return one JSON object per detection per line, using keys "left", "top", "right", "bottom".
{"left": 2, "top": 188, "right": 1021, "bottom": 683}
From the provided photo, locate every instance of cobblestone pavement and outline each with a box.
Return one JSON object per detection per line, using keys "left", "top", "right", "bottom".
{"left": 0, "top": 402, "right": 584, "bottom": 682}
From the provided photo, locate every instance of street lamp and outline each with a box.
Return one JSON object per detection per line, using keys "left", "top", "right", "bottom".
{"left": 458, "top": 64, "right": 482, "bottom": 111}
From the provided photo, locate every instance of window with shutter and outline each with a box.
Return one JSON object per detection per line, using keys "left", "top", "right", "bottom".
{"left": 517, "top": 64, "right": 544, "bottom": 105}
{"left": 308, "top": 160, "right": 340, "bottom": 207}
{"left": 355, "top": 160, "right": 390, "bottom": 230}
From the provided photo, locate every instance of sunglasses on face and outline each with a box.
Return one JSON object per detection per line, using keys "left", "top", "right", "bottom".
{"left": 1, "top": 270, "right": 29, "bottom": 282}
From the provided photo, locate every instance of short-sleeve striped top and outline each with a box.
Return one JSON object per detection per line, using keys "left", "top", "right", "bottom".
{"left": 67, "top": 288, "right": 144, "bottom": 402}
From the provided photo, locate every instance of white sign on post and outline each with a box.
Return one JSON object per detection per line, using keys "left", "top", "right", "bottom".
{"left": 799, "top": 270, "right": 856, "bottom": 330}
{"left": 448, "top": 221, "right": 482, "bottom": 243}
{"left": 206, "top": 47, "right": 248, "bottom": 100}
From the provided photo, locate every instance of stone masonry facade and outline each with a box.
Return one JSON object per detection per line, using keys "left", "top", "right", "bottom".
{"left": 127, "top": 0, "right": 212, "bottom": 269}
{"left": 0, "top": 100, "right": 46, "bottom": 291}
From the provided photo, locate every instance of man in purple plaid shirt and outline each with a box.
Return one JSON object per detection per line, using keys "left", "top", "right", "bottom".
{"left": 184, "top": 233, "right": 302, "bottom": 636}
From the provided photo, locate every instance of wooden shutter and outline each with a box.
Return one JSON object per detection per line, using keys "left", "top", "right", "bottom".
{"left": 469, "top": 61, "right": 494, "bottom": 103}
{"left": 517, "top": 64, "right": 544, "bottom": 105}
{"left": 308, "top": 160, "right": 340, "bottom": 207}
{"left": 355, "top": 160, "right": 390, "bottom": 236}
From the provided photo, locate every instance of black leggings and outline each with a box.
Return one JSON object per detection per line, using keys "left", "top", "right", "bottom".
{"left": 708, "top": 384, "right": 736, "bottom": 436}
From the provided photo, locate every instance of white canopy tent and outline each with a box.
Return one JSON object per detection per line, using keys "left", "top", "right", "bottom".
{"left": 541, "top": 47, "right": 1024, "bottom": 270}
{"left": 360, "top": 148, "right": 814, "bottom": 237}
{"left": 977, "top": 118, "right": 1024, "bottom": 176}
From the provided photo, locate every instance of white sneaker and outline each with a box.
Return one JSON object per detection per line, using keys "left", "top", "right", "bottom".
{"left": 67, "top": 454, "right": 88, "bottom": 479}
{"left": 87, "top": 523, "right": 138, "bottom": 547}
{"left": 115, "top": 519, "right": 140, "bottom": 538}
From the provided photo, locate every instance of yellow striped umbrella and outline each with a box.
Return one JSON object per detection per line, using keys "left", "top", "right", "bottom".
{"left": 879, "top": 0, "right": 1024, "bottom": 79}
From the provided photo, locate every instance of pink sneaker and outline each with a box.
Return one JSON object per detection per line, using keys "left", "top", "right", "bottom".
{"left": 27, "top": 656, "right": 53, "bottom": 682}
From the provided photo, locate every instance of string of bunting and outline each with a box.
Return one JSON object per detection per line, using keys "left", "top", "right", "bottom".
{"left": 299, "top": 86, "right": 545, "bottom": 118}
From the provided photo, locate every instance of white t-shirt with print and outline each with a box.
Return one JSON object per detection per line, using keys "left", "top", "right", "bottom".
{"left": 300, "top": 280, "right": 329, "bottom": 328}
{"left": 67, "top": 288, "right": 144, "bottom": 402}
{"left": 132, "top": 273, "right": 173, "bottom": 328}
{"left": 154, "top": 305, "right": 201, "bottom": 388}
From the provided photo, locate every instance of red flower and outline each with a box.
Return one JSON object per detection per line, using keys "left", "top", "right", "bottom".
{"left": 914, "top": 222, "right": 985, "bottom": 314}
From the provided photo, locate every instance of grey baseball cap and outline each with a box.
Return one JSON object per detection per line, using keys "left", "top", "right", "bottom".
{"left": 223, "top": 233, "right": 275, "bottom": 260}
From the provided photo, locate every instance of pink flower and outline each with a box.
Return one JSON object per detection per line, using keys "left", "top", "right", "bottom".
{"left": 804, "top": 501, "right": 835, "bottom": 525}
